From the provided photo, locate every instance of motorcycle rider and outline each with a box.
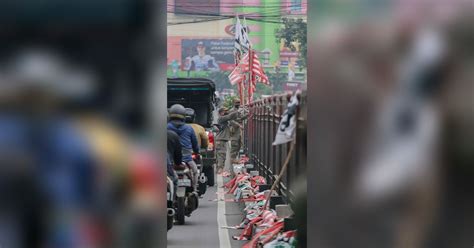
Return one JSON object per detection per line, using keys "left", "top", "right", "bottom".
{"left": 167, "top": 129, "right": 181, "bottom": 194}
{"left": 0, "top": 49, "right": 98, "bottom": 247}
{"left": 185, "top": 108, "right": 209, "bottom": 150}
{"left": 167, "top": 104, "right": 200, "bottom": 193}
{"left": 215, "top": 106, "right": 239, "bottom": 174}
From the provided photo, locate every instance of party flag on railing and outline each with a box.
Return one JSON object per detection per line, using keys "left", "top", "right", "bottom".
{"left": 234, "top": 16, "right": 251, "bottom": 66}
{"left": 273, "top": 91, "right": 300, "bottom": 146}
{"left": 229, "top": 52, "right": 249, "bottom": 85}
{"left": 248, "top": 49, "right": 269, "bottom": 102}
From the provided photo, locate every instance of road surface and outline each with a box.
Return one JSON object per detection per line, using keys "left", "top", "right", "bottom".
{"left": 168, "top": 143, "right": 247, "bottom": 248}
{"left": 167, "top": 177, "right": 249, "bottom": 248}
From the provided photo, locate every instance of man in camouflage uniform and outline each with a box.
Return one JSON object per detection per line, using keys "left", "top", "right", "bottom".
{"left": 215, "top": 107, "right": 239, "bottom": 174}
{"left": 229, "top": 99, "right": 248, "bottom": 161}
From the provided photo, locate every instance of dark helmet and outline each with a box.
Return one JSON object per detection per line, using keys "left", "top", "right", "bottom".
{"left": 169, "top": 104, "right": 186, "bottom": 121}
{"left": 5, "top": 49, "right": 67, "bottom": 96}
{"left": 185, "top": 108, "right": 195, "bottom": 123}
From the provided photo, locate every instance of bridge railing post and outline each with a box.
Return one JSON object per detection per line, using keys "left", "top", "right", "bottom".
{"left": 243, "top": 91, "right": 306, "bottom": 204}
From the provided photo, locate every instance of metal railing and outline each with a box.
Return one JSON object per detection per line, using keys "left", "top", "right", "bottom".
{"left": 243, "top": 91, "right": 307, "bottom": 204}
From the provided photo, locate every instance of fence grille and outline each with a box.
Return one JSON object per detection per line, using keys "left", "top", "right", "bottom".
{"left": 244, "top": 91, "right": 306, "bottom": 204}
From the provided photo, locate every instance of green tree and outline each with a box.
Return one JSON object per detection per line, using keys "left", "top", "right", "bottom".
{"left": 206, "top": 71, "right": 232, "bottom": 92}
{"left": 254, "top": 83, "right": 273, "bottom": 99}
{"left": 223, "top": 95, "right": 239, "bottom": 109}
{"left": 267, "top": 72, "right": 287, "bottom": 93}
{"left": 275, "top": 18, "right": 307, "bottom": 69}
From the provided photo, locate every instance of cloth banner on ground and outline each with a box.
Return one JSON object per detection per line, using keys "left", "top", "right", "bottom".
{"left": 242, "top": 220, "right": 284, "bottom": 248}
{"left": 263, "top": 230, "right": 297, "bottom": 248}
{"left": 273, "top": 91, "right": 300, "bottom": 146}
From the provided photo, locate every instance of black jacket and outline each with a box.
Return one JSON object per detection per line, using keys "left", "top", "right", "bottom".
{"left": 167, "top": 130, "right": 182, "bottom": 166}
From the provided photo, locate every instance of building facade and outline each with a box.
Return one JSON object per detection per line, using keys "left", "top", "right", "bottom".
{"left": 167, "top": 0, "right": 307, "bottom": 90}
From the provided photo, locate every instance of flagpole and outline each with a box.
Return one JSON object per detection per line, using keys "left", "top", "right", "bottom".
{"left": 244, "top": 15, "right": 251, "bottom": 105}
{"left": 248, "top": 48, "right": 253, "bottom": 104}
{"left": 235, "top": 15, "right": 243, "bottom": 105}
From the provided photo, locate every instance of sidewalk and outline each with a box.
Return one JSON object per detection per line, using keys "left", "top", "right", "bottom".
{"left": 217, "top": 174, "right": 247, "bottom": 248}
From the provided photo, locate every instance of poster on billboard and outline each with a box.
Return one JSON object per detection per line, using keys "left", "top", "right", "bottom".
{"left": 182, "top": 39, "right": 235, "bottom": 71}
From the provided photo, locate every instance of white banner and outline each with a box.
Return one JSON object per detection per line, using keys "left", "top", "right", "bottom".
{"left": 273, "top": 91, "right": 300, "bottom": 146}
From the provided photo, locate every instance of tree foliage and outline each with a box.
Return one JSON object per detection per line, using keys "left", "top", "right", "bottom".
{"left": 207, "top": 71, "right": 231, "bottom": 92}
{"left": 267, "top": 72, "right": 287, "bottom": 93}
{"left": 275, "top": 18, "right": 307, "bottom": 69}
{"left": 223, "top": 95, "right": 239, "bottom": 109}
{"left": 204, "top": 65, "right": 290, "bottom": 100}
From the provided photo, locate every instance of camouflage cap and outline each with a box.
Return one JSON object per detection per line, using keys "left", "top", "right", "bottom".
{"left": 218, "top": 107, "right": 228, "bottom": 113}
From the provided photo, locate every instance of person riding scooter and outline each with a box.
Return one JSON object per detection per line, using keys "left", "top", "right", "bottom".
{"left": 167, "top": 104, "right": 200, "bottom": 194}
{"left": 1, "top": 49, "right": 99, "bottom": 247}
{"left": 185, "top": 108, "right": 209, "bottom": 150}
{"left": 185, "top": 108, "right": 209, "bottom": 195}
{"left": 167, "top": 129, "right": 181, "bottom": 195}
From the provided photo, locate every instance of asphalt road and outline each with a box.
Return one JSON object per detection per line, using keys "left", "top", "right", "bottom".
{"left": 167, "top": 184, "right": 220, "bottom": 248}
{"left": 168, "top": 145, "right": 247, "bottom": 248}
{"left": 166, "top": 179, "right": 248, "bottom": 248}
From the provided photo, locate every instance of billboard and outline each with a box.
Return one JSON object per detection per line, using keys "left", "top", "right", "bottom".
{"left": 175, "top": 0, "right": 220, "bottom": 15}
{"left": 181, "top": 39, "right": 235, "bottom": 71}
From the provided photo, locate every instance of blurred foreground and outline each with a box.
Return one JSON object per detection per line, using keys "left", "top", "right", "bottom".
{"left": 309, "top": 1, "right": 474, "bottom": 248}
{"left": 0, "top": 1, "right": 167, "bottom": 248}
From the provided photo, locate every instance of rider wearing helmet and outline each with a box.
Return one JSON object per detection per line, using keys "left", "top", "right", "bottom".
{"left": 167, "top": 129, "right": 181, "bottom": 189}
{"left": 184, "top": 108, "right": 209, "bottom": 149}
{"left": 0, "top": 49, "right": 98, "bottom": 247}
{"left": 167, "top": 104, "right": 200, "bottom": 193}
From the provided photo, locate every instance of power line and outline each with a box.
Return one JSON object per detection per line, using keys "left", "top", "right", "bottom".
{"left": 167, "top": 5, "right": 307, "bottom": 15}
{"left": 168, "top": 16, "right": 232, "bottom": 26}
{"left": 167, "top": 8, "right": 298, "bottom": 17}
{"left": 167, "top": 18, "right": 284, "bottom": 26}
{"left": 166, "top": 2, "right": 307, "bottom": 7}
{"left": 168, "top": 12, "right": 285, "bottom": 18}
{"left": 167, "top": 12, "right": 306, "bottom": 25}
{"left": 167, "top": 2, "right": 306, "bottom": 26}
{"left": 166, "top": 3, "right": 307, "bottom": 15}
{"left": 168, "top": 15, "right": 306, "bottom": 26}
{"left": 167, "top": 15, "right": 293, "bottom": 25}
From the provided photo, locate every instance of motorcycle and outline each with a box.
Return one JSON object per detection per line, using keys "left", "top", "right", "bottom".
{"left": 193, "top": 153, "right": 208, "bottom": 196}
{"left": 167, "top": 176, "right": 175, "bottom": 231}
{"left": 174, "top": 162, "right": 199, "bottom": 225}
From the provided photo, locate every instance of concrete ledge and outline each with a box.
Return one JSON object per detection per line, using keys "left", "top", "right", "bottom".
{"left": 269, "top": 196, "right": 285, "bottom": 210}
{"left": 258, "top": 184, "right": 271, "bottom": 192}
{"left": 275, "top": 204, "right": 294, "bottom": 219}
{"left": 250, "top": 170, "right": 259, "bottom": 176}
{"left": 245, "top": 164, "right": 255, "bottom": 169}
{"left": 283, "top": 217, "right": 297, "bottom": 231}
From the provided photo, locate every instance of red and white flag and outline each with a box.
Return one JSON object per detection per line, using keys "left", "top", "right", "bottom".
{"left": 250, "top": 51, "right": 269, "bottom": 85}
{"left": 229, "top": 52, "right": 249, "bottom": 85}
{"left": 248, "top": 49, "right": 270, "bottom": 102}
{"left": 229, "top": 48, "right": 270, "bottom": 102}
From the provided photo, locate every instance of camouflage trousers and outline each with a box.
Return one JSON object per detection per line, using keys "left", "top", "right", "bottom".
{"left": 216, "top": 140, "right": 228, "bottom": 170}
{"left": 229, "top": 139, "right": 241, "bottom": 161}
